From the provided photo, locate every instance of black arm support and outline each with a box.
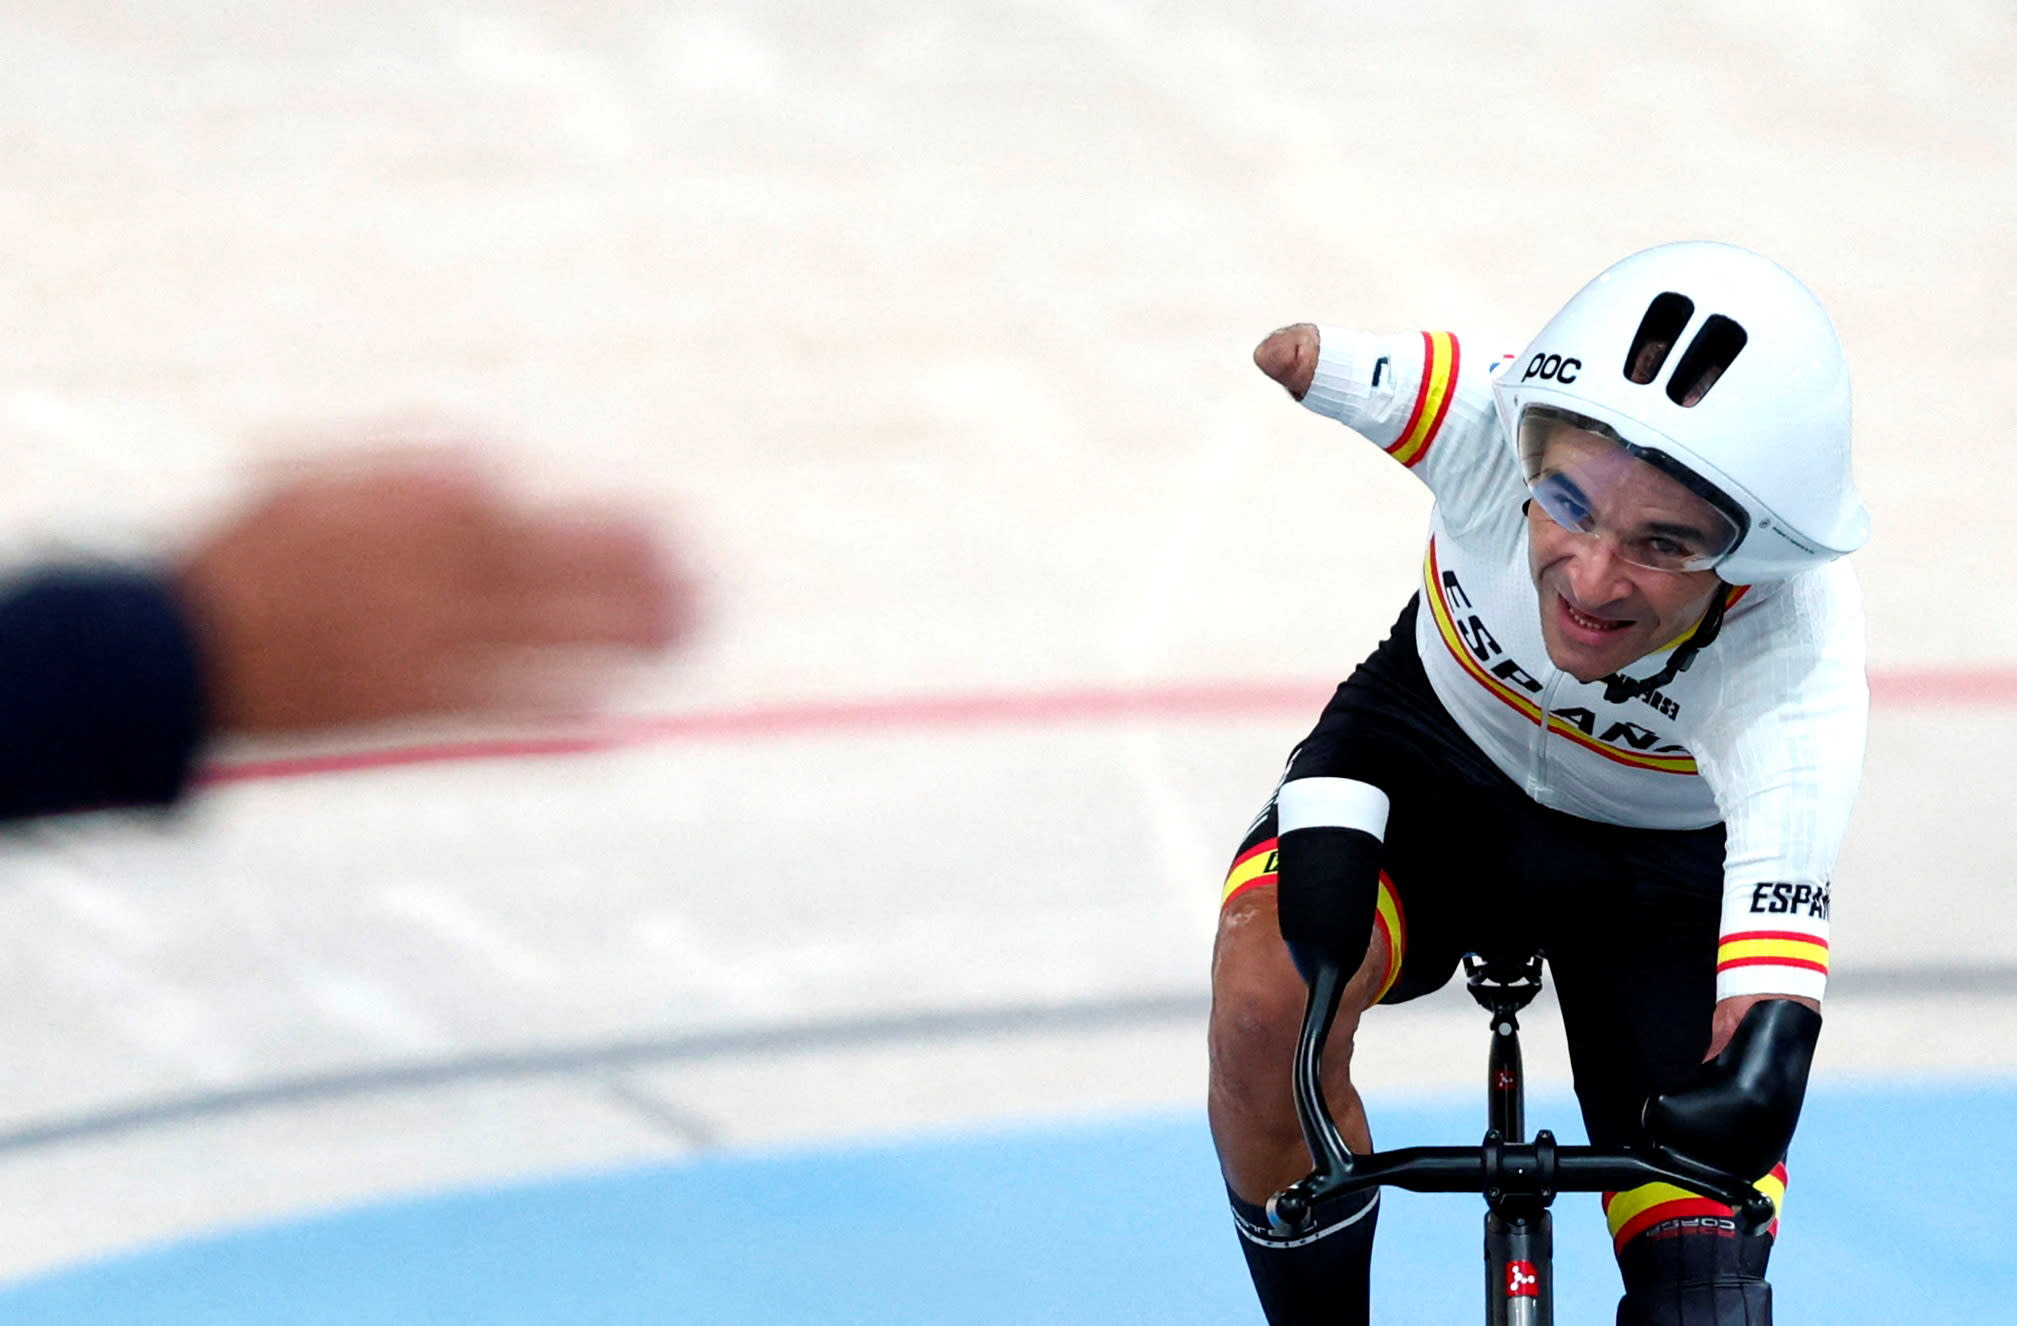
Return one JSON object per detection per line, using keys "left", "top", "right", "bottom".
{"left": 1275, "top": 826, "right": 1381, "bottom": 984}
{"left": 1643, "top": 998, "right": 1822, "bottom": 1182}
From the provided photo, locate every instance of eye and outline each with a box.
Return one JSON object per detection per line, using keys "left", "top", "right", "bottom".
{"left": 1626, "top": 532, "right": 1703, "bottom": 569}
{"left": 1533, "top": 475, "right": 1595, "bottom": 531}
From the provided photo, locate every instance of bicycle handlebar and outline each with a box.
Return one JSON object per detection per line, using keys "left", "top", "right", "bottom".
{"left": 1267, "top": 950, "right": 1778, "bottom": 1241}
{"left": 1265, "top": 1135, "right": 1779, "bottom": 1237}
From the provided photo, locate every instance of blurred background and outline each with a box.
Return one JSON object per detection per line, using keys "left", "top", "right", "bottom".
{"left": 0, "top": 1, "right": 2012, "bottom": 1320}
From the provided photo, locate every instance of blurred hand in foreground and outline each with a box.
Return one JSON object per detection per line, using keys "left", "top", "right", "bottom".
{"left": 175, "top": 454, "right": 694, "bottom": 733}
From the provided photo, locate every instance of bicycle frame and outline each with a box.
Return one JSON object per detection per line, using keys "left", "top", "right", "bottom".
{"left": 1266, "top": 952, "right": 1775, "bottom": 1325}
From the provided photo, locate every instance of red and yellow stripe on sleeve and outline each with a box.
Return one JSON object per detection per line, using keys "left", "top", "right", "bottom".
{"left": 1385, "top": 331, "right": 1461, "bottom": 469}
{"left": 1603, "top": 1164, "right": 1788, "bottom": 1252}
{"left": 1219, "top": 838, "right": 1408, "bottom": 1003}
{"left": 1716, "top": 931, "right": 1830, "bottom": 979}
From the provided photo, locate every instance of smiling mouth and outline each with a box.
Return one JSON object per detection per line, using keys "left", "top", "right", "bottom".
{"left": 1560, "top": 595, "right": 1632, "bottom": 634}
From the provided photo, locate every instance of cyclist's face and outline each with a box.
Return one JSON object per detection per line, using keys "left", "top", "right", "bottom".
{"left": 1525, "top": 428, "right": 1723, "bottom": 683}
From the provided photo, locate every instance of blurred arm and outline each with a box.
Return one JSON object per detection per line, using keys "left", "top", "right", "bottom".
{"left": 175, "top": 455, "right": 692, "bottom": 733}
{"left": 0, "top": 452, "right": 693, "bottom": 821}
{"left": 0, "top": 567, "right": 207, "bottom": 818}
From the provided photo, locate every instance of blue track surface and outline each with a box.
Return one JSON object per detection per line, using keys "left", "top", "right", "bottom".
{"left": 1, "top": 1078, "right": 2009, "bottom": 1324}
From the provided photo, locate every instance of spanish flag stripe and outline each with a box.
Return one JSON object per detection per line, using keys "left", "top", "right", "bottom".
{"left": 1760, "top": 1165, "right": 1789, "bottom": 1240}
{"left": 1613, "top": 1197, "right": 1733, "bottom": 1250}
{"left": 1604, "top": 1164, "right": 1788, "bottom": 1227}
{"left": 1604, "top": 1167, "right": 1788, "bottom": 1250}
{"left": 1414, "top": 332, "right": 1461, "bottom": 461}
{"left": 1222, "top": 876, "right": 1270, "bottom": 909}
{"left": 1386, "top": 332, "right": 1441, "bottom": 466}
{"left": 1718, "top": 955, "right": 1830, "bottom": 976}
{"left": 1379, "top": 871, "right": 1408, "bottom": 958}
{"left": 1545, "top": 718, "right": 1698, "bottom": 774}
{"left": 1717, "top": 934, "right": 1829, "bottom": 973}
{"left": 1220, "top": 838, "right": 1279, "bottom": 908}
{"left": 1718, "top": 939, "right": 1828, "bottom": 959}
{"left": 1229, "top": 840, "right": 1275, "bottom": 874}
{"left": 1372, "top": 874, "right": 1406, "bottom": 1002}
{"left": 1759, "top": 1166, "right": 1789, "bottom": 1241}
{"left": 1721, "top": 930, "right": 1830, "bottom": 946}
{"left": 1220, "top": 848, "right": 1410, "bottom": 998}
{"left": 1422, "top": 543, "right": 1698, "bottom": 775}
{"left": 1387, "top": 332, "right": 1457, "bottom": 469}
{"left": 1602, "top": 1181, "right": 1696, "bottom": 1231}
{"left": 1386, "top": 334, "right": 1447, "bottom": 468}
{"left": 1424, "top": 544, "right": 1544, "bottom": 723}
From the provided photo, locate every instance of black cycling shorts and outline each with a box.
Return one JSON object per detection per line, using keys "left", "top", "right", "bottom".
{"left": 1226, "top": 594, "right": 1728, "bottom": 1151}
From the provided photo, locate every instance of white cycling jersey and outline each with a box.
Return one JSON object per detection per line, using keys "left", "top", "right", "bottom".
{"left": 1299, "top": 326, "right": 1866, "bottom": 1002}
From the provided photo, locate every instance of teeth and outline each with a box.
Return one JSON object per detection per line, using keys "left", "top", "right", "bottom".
{"left": 1564, "top": 600, "right": 1623, "bottom": 632}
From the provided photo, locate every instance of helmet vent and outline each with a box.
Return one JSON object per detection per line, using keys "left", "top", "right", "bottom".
{"left": 1666, "top": 314, "right": 1748, "bottom": 407}
{"left": 1624, "top": 292, "right": 1694, "bottom": 384}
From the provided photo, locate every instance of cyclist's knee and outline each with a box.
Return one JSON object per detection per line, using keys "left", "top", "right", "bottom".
{"left": 1208, "top": 893, "right": 1384, "bottom": 1097}
{"left": 1208, "top": 971, "right": 1306, "bottom": 1084}
{"left": 1209, "top": 904, "right": 1324, "bottom": 1096}
{"left": 1209, "top": 894, "right": 1383, "bottom": 1202}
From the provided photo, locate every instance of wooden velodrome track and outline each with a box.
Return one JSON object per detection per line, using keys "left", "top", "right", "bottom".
{"left": 0, "top": 0, "right": 2011, "bottom": 1289}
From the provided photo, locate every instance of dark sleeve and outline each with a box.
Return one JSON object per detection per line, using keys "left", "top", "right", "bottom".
{"left": 0, "top": 566, "right": 210, "bottom": 820}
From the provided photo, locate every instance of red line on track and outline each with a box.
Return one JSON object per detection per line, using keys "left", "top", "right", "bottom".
{"left": 1867, "top": 668, "right": 2017, "bottom": 707}
{"left": 199, "top": 669, "right": 2017, "bottom": 787}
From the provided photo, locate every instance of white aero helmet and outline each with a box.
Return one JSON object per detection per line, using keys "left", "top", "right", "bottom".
{"left": 1492, "top": 241, "right": 1869, "bottom": 585}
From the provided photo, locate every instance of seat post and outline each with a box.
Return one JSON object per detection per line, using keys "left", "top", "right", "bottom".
{"left": 1465, "top": 953, "right": 1545, "bottom": 1144}
{"left": 1467, "top": 953, "right": 1554, "bottom": 1325}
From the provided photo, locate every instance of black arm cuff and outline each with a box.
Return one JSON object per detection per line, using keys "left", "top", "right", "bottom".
{"left": 1644, "top": 999, "right": 1822, "bottom": 1181}
{"left": 0, "top": 566, "right": 209, "bottom": 820}
{"left": 1276, "top": 825, "right": 1383, "bottom": 982}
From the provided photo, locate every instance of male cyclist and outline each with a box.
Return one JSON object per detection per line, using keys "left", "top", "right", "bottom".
{"left": 1208, "top": 242, "right": 1865, "bottom": 1325}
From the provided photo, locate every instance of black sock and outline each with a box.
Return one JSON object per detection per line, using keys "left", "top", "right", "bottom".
{"left": 1228, "top": 1185, "right": 1380, "bottom": 1326}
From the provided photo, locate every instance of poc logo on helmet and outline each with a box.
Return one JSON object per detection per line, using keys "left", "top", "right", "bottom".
{"left": 1522, "top": 352, "right": 1581, "bottom": 384}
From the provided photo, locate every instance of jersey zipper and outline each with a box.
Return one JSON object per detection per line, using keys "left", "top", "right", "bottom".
{"left": 1529, "top": 667, "right": 1569, "bottom": 801}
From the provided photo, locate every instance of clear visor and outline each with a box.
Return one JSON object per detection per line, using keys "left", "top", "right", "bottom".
{"left": 1517, "top": 406, "right": 1745, "bottom": 574}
